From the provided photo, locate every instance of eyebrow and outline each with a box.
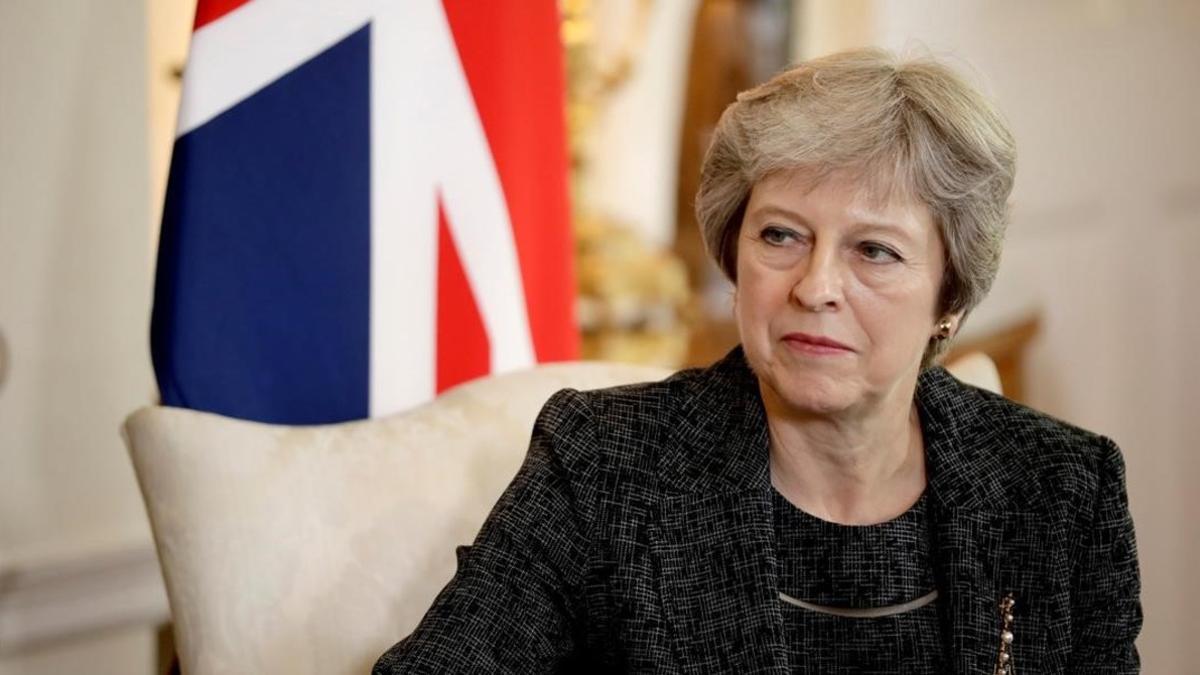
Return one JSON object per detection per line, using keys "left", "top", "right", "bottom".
{"left": 852, "top": 220, "right": 917, "bottom": 245}
{"left": 746, "top": 204, "right": 808, "bottom": 226}
{"left": 747, "top": 204, "right": 917, "bottom": 244}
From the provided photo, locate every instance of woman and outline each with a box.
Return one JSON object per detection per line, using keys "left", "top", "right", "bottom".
{"left": 375, "top": 48, "right": 1141, "bottom": 674}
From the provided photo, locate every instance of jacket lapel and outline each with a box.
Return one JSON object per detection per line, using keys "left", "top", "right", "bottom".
{"left": 650, "top": 350, "right": 789, "bottom": 673}
{"left": 931, "top": 505, "right": 1060, "bottom": 673}
{"left": 930, "top": 504, "right": 1006, "bottom": 673}
{"left": 918, "top": 368, "right": 1061, "bottom": 673}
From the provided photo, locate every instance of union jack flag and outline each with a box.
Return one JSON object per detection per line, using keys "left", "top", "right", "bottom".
{"left": 151, "top": 0, "right": 578, "bottom": 424}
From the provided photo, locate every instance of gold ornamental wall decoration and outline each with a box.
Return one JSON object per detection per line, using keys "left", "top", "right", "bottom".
{"left": 561, "top": 0, "right": 693, "bottom": 368}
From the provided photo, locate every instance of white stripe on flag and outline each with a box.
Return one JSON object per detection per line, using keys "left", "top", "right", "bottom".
{"left": 369, "top": 3, "right": 438, "bottom": 416}
{"left": 370, "top": 1, "right": 535, "bottom": 415}
{"left": 178, "top": 0, "right": 374, "bottom": 136}
{"left": 424, "top": 5, "right": 537, "bottom": 376}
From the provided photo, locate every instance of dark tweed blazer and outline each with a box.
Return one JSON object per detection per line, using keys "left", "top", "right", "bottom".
{"left": 374, "top": 348, "right": 1141, "bottom": 673}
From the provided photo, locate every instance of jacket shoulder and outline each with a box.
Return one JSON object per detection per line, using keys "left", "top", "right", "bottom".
{"left": 555, "top": 365, "right": 703, "bottom": 420}
{"left": 946, "top": 375, "right": 1124, "bottom": 500}
{"left": 537, "top": 366, "right": 701, "bottom": 454}
{"left": 532, "top": 364, "right": 719, "bottom": 487}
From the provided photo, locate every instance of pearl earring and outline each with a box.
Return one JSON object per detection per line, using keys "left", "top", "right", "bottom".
{"left": 935, "top": 319, "right": 953, "bottom": 340}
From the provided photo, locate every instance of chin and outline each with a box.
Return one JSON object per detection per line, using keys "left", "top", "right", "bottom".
{"left": 748, "top": 352, "right": 862, "bottom": 416}
{"left": 771, "top": 371, "right": 860, "bottom": 416}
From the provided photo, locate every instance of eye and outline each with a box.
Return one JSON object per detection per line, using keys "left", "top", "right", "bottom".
{"left": 859, "top": 242, "right": 903, "bottom": 263}
{"left": 761, "top": 225, "right": 799, "bottom": 246}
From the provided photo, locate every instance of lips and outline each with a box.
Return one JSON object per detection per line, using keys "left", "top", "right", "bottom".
{"left": 782, "top": 332, "right": 854, "bottom": 353}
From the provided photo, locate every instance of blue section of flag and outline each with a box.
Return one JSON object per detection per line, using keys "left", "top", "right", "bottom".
{"left": 151, "top": 24, "right": 372, "bottom": 424}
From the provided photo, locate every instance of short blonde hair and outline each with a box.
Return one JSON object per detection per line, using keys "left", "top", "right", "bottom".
{"left": 696, "top": 47, "right": 1016, "bottom": 365}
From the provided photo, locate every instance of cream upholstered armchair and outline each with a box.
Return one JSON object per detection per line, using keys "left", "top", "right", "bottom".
{"left": 123, "top": 355, "right": 999, "bottom": 675}
{"left": 124, "top": 361, "right": 672, "bottom": 675}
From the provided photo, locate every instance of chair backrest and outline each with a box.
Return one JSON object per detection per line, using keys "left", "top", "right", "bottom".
{"left": 944, "top": 350, "right": 1003, "bottom": 395}
{"left": 124, "top": 361, "right": 672, "bottom": 675}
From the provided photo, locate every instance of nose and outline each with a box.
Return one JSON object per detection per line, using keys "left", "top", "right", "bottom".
{"left": 791, "top": 242, "right": 843, "bottom": 311}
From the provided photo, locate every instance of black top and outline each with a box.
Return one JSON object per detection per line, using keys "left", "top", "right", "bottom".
{"left": 773, "top": 489, "right": 944, "bottom": 673}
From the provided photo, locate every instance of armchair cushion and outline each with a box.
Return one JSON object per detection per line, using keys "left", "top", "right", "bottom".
{"left": 124, "top": 362, "right": 670, "bottom": 675}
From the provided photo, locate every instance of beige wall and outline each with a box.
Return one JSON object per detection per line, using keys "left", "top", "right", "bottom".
{"left": 0, "top": 627, "right": 153, "bottom": 675}
{"left": 0, "top": 0, "right": 154, "bottom": 565}
{"left": 0, "top": 0, "right": 167, "bottom": 671}
{"left": 796, "top": 0, "right": 1200, "bottom": 670}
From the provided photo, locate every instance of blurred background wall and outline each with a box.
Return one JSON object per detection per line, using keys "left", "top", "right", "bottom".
{"left": 1, "top": 1, "right": 160, "bottom": 673}
{"left": 1, "top": 0, "right": 1196, "bottom": 672}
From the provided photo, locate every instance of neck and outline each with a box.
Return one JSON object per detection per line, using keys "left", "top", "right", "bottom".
{"left": 763, "top": 380, "right": 927, "bottom": 526}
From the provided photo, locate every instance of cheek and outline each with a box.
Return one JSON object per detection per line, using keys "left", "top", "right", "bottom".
{"left": 854, "top": 264, "right": 907, "bottom": 291}
{"left": 846, "top": 281, "right": 940, "bottom": 357}
{"left": 734, "top": 277, "right": 787, "bottom": 351}
{"left": 736, "top": 268, "right": 791, "bottom": 319}
{"left": 852, "top": 261, "right": 941, "bottom": 312}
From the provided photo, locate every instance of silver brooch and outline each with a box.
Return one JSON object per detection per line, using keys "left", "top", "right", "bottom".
{"left": 994, "top": 593, "right": 1016, "bottom": 675}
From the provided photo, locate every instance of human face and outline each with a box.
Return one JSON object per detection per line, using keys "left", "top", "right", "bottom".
{"left": 734, "top": 167, "right": 951, "bottom": 417}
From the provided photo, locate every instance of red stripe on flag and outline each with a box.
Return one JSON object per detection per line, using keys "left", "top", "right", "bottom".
{"left": 194, "top": 0, "right": 253, "bottom": 30}
{"left": 442, "top": 0, "right": 579, "bottom": 362}
{"left": 436, "top": 198, "right": 491, "bottom": 393}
